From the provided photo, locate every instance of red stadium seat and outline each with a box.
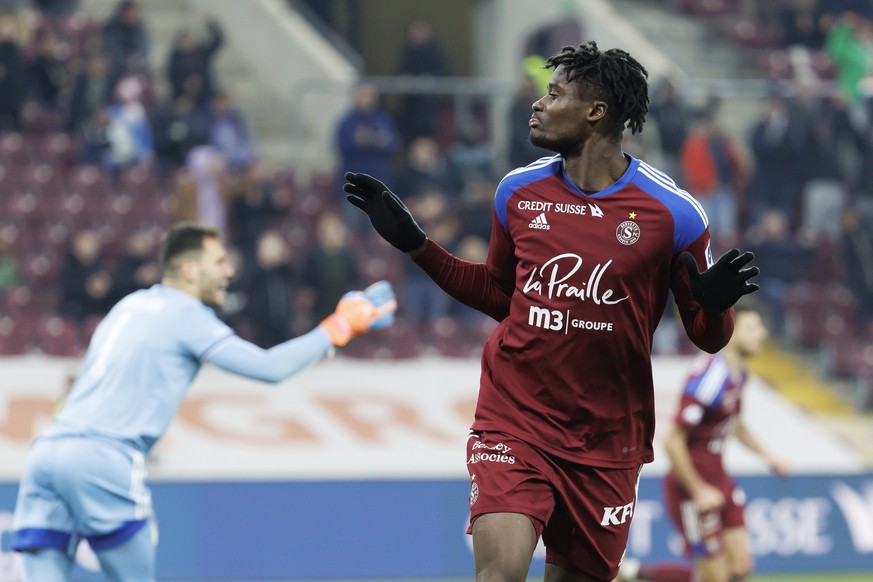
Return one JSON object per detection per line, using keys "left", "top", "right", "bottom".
{"left": 0, "top": 315, "right": 34, "bottom": 355}
{"left": 0, "top": 133, "right": 32, "bottom": 166}
{"left": 38, "top": 133, "right": 80, "bottom": 167}
{"left": 35, "top": 315, "right": 85, "bottom": 357}
{"left": 80, "top": 313, "right": 105, "bottom": 344}
{"left": 19, "top": 249, "right": 61, "bottom": 287}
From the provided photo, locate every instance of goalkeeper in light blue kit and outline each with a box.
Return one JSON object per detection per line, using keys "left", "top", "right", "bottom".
{"left": 11, "top": 222, "right": 396, "bottom": 582}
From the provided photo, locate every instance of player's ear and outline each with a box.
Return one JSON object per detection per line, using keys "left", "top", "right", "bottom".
{"left": 178, "top": 257, "right": 199, "bottom": 282}
{"left": 588, "top": 100, "right": 607, "bottom": 123}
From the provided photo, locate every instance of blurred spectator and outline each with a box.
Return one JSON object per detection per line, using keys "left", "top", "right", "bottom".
{"left": 80, "top": 106, "right": 112, "bottom": 166}
{"left": 649, "top": 77, "right": 690, "bottom": 183}
{"left": 679, "top": 111, "right": 745, "bottom": 237}
{"left": 457, "top": 178, "right": 496, "bottom": 241}
{"left": 242, "top": 229, "right": 298, "bottom": 348}
{"left": 110, "top": 228, "right": 159, "bottom": 304}
{"left": 101, "top": 0, "right": 149, "bottom": 89}
{"left": 841, "top": 206, "right": 873, "bottom": 324}
{"left": 0, "top": 18, "right": 24, "bottom": 131}
{"left": 521, "top": 54, "right": 551, "bottom": 96}
{"left": 31, "top": 0, "right": 80, "bottom": 17}
{"left": 335, "top": 82, "right": 400, "bottom": 233}
{"left": 106, "top": 75, "right": 153, "bottom": 170}
{"left": 150, "top": 93, "right": 210, "bottom": 173}
{"left": 857, "top": 118, "right": 873, "bottom": 199}
{"left": 300, "top": 211, "right": 361, "bottom": 322}
{"left": 402, "top": 191, "right": 458, "bottom": 324}
{"left": 393, "top": 136, "right": 452, "bottom": 200}
{"left": 395, "top": 18, "right": 450, "bottom": 143}
{"left": 448, "top": 233, "right": 490, "bottom": 322}
{"left": 66, "top": 55, "right": 113, "bottom": 133}
{"left": 779, "top": 0, "right": 826, "bottom": 49}
{"left": 798, "top": 90, "right": 855, "bottom": 238}
{"left": 167, "top": 16, "right": 224, "bottom": 107}
{"left": 336, "top": 82, "right": 399, "bottom": 183}
{"left": 59, "top": 228, "right": 112, "bottom": 321}
{"left": 507, "top": 75, "right": 546, "bottom": 170}
{"left": 208, "top": 91, "right": 256, "bottom": 172}
{"left": 446, "top": 120, "right": 495, "bottom": 192}
{"left": 746, "top": 210, "right": 812, "bottom": 335}
{"left": 748, "top": 96, "right": 808, "bottom": 229}
{"left": 186, "top": 144, "right": 227, "bottom": 234}
{"left": 227, "top": 164, "right": 290, "bottom": 267}
{"left": 823, "top": 12, "right": 871, "bottom": 104}
{"left": 27, "top": 29, "right": 64, "bottom": 108}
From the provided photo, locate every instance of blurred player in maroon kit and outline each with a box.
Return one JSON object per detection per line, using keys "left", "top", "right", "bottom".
{"left": 618, "top": 304, "right": 789, "bottom": 582}
{"left": 345, "top": 41, "right": 760, "bottom": 582}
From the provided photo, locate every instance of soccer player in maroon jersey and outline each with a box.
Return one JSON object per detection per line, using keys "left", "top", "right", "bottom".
{"left": 344, "top": 41, "right": 760, "bottom": 582}
{"left": 618, "top": 304, "right": 789, "bottom": 582}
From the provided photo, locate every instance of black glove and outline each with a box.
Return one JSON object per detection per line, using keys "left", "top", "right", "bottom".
{"left": 681, "top": 248, "right": 760, "bottom": 314}
{"left": 343, "top": 172, "right": 427, "bottom": 253}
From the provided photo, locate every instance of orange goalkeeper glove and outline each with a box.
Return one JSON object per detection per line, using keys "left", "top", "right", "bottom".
{"left": 318, "top": 281, "right": 397, "bottom": 347}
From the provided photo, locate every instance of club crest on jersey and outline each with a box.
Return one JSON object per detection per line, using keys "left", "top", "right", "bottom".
{"left": 616, "top": 220, "right": 640, "bottom": 245}
{"left": 529, "top": 212, "right": 550, "bottom": 230}
{"left": 469, "top": 481, "right": 479, "bottom": 506}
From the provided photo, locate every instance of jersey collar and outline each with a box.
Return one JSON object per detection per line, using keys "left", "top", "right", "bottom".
{"left": 560, "top": 153, "right": 640, "bottom": 198}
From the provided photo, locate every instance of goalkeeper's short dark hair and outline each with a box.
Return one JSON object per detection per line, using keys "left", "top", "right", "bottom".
{"left": 545, "top": 40, "right": 649, "bottom": 136}
{"left": 159, "top": 222, "right": 221, "bottom": 275}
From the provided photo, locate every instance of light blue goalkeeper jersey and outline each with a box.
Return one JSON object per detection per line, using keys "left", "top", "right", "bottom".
{"left": 45, "top": 283, "right": 332, "bottom": 452}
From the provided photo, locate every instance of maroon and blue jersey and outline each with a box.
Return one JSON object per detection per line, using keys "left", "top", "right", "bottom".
{"left": 672, "top": 353, "right": 746, "bottom": 480}
{"left": 414, "top": 154, "right": 733, "bottom": 468}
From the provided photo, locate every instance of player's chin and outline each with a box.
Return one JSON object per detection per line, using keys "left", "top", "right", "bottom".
{"left": 205, "top": 289, "right": 226, "bottom": 309}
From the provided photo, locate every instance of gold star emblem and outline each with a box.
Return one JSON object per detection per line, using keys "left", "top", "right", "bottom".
{"left": 471, "top": 474, "right": 476, "bottom": 481}
{"left": 629, "top": 211, "right": 637, "bottom": 219}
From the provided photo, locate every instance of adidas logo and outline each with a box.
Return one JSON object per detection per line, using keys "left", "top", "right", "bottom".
{"left": 528, "top": 212, "right": 550, "bottom": 230}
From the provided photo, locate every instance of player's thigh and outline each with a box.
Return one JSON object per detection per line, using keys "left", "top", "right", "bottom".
{"left": 20, "top": 547, "right": 75, "bottom": 582}
{"left": 94, "top": 520, "right": 157, "bottom": 582}
{"left": 721, "top": 526, "right": 754, "bottom": 578}
{"left": 466, "top": 431, "right": 555, "bottom": 582}
{"left": 12, "top": 439, "right": 75, "bottom": 550}
{"left": 664, "top": 474, "right": 729, "bottom": 558}
{"left": 472, "top": 512, "right": 538, "bottom": 582}
{"left": 543, "top": 464, "right": 641, "bottom": 582}
{"left": 52, "top": 438, "right": 152, "bottom": 537}
{"left": 544, "top": 562, "right": 604, "bottom": 582}
{"left": 466, "top": 431, "right": 555, "bottom": 528}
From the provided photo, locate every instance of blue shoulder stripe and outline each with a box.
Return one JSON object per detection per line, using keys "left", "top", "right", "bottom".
{"left": 685, "top": 356, "right": 730, "bottom": 406}
{"left": 494, "top": 155, "right": 561, "bottom": 229}
{"left": 634, "top": 161, "right": 708, "bottom": 252}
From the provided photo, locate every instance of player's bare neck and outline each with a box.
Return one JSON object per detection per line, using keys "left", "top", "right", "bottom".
{"left": 162, "top": 277, "right": 199, "bottom": 302}
{"left": 722, "top": 348, "right": 745, "bottom": 378}
{"left": 563, "top": 139, "right": 628, "bottom": 193}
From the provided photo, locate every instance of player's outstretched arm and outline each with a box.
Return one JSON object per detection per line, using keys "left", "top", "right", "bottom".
{"left": 734, "top": 420, "right": 791, "bottom": 477}
{"left": 206, "top": 281, "right": 397, "bottom": 382}
{"left": 664, "top": 424, "right": 725, "bottom": 513}
{"left": 343, "top": 172, "right": 428, "bottom": 254}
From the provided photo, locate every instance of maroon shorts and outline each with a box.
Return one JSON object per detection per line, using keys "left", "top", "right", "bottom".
{"left": 465, "top": 430, "right": 642, "bottom": 581}
{"left": 663, "top": 471, "right": 746, "bottom": 557}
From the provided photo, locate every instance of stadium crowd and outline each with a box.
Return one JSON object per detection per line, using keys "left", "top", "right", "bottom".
{"left": 0, "top": 0, "right": 872, "bottom": 408}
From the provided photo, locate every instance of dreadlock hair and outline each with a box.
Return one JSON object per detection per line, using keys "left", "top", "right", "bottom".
{"left": 545, "top": 40, "right": 649, "bottom": 135}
